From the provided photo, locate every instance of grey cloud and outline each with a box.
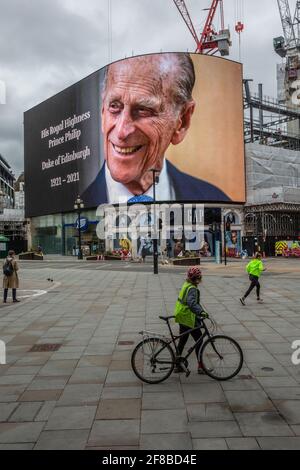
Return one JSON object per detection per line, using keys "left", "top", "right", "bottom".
{"left": 0, "top": 0, "right": 297, "bottom": 176}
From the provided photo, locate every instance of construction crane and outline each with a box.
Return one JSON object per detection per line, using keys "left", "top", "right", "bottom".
{"left": 274, "top": 0, "right": 299, "bottom": 56}
{"left": 173, "top": 0, "right": 231, "bottom": 56}
{"left": 274, "top": 0, "right": 300, "bottom": 133}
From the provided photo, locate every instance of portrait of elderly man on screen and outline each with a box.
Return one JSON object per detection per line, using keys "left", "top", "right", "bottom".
{"left": 83, "top": 53, "right": 230, "bottom": 205}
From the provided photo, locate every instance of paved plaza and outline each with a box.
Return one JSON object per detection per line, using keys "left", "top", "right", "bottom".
{"left": 0, "top": 258, "right": 300, "bottom": 450}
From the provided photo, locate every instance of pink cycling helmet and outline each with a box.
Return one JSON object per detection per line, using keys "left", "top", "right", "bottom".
{"left": 187, "top": 266, "right": 202, "bottom": 282}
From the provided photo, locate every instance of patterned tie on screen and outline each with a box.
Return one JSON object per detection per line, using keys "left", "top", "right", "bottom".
{"left": 127, "top": 195, "right": 154, "bottom": 203}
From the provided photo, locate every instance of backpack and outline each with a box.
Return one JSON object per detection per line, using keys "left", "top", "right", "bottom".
{"left": 3, "top": 260, "right": 14, "bottom": 277}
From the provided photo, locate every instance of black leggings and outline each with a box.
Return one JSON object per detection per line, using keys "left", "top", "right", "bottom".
{"left": 3, "top": 288, "right": 17, "bottom": 301}
{"left": 243, "top": 275, "right": 260, "bottom": 299}
{"left": 177, "top": 323, "right": 203, "bottom": 360}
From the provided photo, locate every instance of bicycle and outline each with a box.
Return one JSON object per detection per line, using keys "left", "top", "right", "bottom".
{"left": 131, "top": 315, "right": 243, "bottom": 384}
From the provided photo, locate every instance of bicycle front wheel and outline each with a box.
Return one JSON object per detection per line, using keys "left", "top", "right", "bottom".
{"left": 131, "top": 337, "right": 175, "bottom": 384}
{"left": 199, "top": 335, "right": 243, "bottom": 381}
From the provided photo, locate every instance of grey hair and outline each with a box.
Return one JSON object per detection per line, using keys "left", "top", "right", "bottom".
{"left": 101, "top": 53, "right": 195, "bottom": 108}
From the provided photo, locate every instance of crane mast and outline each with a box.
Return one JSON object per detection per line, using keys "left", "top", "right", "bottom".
{"left": 172, "top": 0, "right": 231, "bottom": 56}
{"left": 277, "top": 0, "right": 297, "bottom": 49}
{"left": 274, "top": 0, "right": 300, "bottom": 135}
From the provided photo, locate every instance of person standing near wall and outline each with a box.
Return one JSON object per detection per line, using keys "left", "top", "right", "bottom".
{"left": 3, "top": 250, "right": 20, "bottom": 303}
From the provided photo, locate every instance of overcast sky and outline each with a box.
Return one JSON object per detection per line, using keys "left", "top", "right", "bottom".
{"left": 0, "top": 0, "right": 294, "bottom": 176}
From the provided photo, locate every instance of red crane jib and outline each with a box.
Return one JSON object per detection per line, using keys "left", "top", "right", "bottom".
{"left": 197, "top": 0, "right": 221, "bottom": 52}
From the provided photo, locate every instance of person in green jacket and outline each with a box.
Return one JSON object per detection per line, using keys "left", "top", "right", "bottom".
{"left": 240, "top": 252, "right": 266, "bottom": 305}
{"left": 174, "top": 266, "right": 208, "bottom": 373}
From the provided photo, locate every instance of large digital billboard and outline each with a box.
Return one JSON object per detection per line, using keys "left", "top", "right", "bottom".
{"left": 24, "top": 53, "right": 245, "bottom": 217}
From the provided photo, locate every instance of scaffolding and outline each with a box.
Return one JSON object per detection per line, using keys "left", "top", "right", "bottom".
{"left": 243, "top": 80, "right": 300, "bottom": 151}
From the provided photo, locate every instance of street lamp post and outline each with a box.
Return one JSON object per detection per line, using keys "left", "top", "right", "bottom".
{"left": 74, "top": 195, "right": 84, "bottom": 260}
{"left": 150, "top": 168, "right": 159, "bottom": 275}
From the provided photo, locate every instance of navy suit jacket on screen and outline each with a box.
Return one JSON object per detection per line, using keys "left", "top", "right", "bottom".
{"left": 82, "top": 160, "right": 230, "bottom": 206}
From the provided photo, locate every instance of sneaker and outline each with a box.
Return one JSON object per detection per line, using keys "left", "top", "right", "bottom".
{"left": 13, "top": 299, "right": 20, "bottom": 303}
{"left": 257, "top": 298, "right": 263, "bottom": 303}
{"left": 240, "top": 297, "right": 245, "bottom": 306}
{"left": 197, "top": 362, "right": 205, "bottom": 374}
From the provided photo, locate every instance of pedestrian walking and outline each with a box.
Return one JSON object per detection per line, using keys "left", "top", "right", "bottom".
{"left": 3, "top": 250, "right": 20, "bottom": 303}
{"left": 240, "top": 252, "right": 266, "bottom": 305}
{"left": 174, "top": 266, "right": 209, "bottom": 374}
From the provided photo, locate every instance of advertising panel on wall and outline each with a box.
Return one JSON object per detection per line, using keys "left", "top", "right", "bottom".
{"left": 24, "top": 52, "right": 245, "bottom": 217}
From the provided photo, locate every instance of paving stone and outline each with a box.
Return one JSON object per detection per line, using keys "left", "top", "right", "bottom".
{"left": 35, "top": 402, "right": 57, "bottom": 422}
{"left": 45, "top": 405, "right": 96, "bottom": 430}
{"left": 5, "top": 366, "right": 42, "bottom": 375}
{"left": 274, "top": 400, "right": 300, "bottom": 425}
{"left": 226, "top": 437, "right": 260, "bottom": 450}
{"left": 0, "top": 443, "right": 35, "bottom": 449}
{"left": 96, "top": 399, "right": 141, "bottom": 420}
{"left": 0, "top": 403, "right": 18, "bottom": 422}
{"left": 0, "top": 385, "right": 27, "bottom": 402}
{"left": 0, "top": 422, "right": 45, "bottom": 443}
{"left": 109, "top": 360, "right": 132, "bottom": 370}
{"left": 234, "top": 412, "right": 293, "bottom": 436}
{"left": 257, "top": 437, "right": 300, "bottom": 450}
{"left": 141, "top": 409, "right": 188, "bottom": 434}
{"left": 189, "top": 420, "right": 241, "bottom": 438}
{"left": 264, "top": 387, "right": 300, "bottom": 400}
{"left": 142, "top": 380, "right": 181, "bottom": 393}
{"left": 291, "top": 425, "right": 300, "bottom": 436}
{"left": 77, "top": 355, "right": 111, "bottom": 367}
{"left": 0, "top": 374, "right": 35, "bottom": 385}
{"left": 34, "top": 429, "right": 89, "bottom": 450}
{"left": 244, "top": 350, "right": 277, "bottom": 363}
{"left": 88, "top": 420, "right": 140, "bottom": 447}
{"left": 57, "top": 384, "right": 103, "bottom": 406}
{"left": 248, "top": 363, "right": 289, "bottom": 377}
{"left": 140, "top": 433, "right": 192, "bottom": 450}
{"left": 15, "top": 355, "right": 52, "bottom": 366}
{"left": 9, "top": 403, "right": 43, "bottom": 422}
{"left": 192, "top": 438, "right": 227, "bottom": 450}
{"left": 19, "top": 390, "right": 62, "bottom": 402}
{"left": 101, "top": 386, "right": 142, "bottom": 400}
{"left": 221, "top": 377, "right": 262, "bottom": 391}
{"left": 69, "top": 367, "right": 108, "bottom": 384}
{"left": 27, "top": 376, "right": 69, "bottom": 391}
{"left": 38, "top": 360, "right": 78, "bottom": 377}
{"left": 182, "top": 383, "right": 226, "bottom": 404}
{"left": 187, "top": 403, "right": 234, "bottom": 421}
{"left": 8, "top": 335, "right": 41, "bottom": 346}
{"left": 142, "top": 392, "right": 185, "bottom": 410}
{"left": 105, "top": 370, "right": 141, "bottom": 385}
{"left": 224, "top": 390, "right": 275, "bottom": 412}
{"left": 257, "top": 376, "right": 298, "bottom": 388}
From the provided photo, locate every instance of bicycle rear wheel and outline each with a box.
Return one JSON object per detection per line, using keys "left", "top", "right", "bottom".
{"left": 199, "top": 335, "right": 243, "bottom": 381}
{"left": 131, "top": 337, "right": 175, "bottom": 384}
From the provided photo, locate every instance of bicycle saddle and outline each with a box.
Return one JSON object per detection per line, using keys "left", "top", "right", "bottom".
{"left": 159, "top": 316, "right": 175, "bottom": 321}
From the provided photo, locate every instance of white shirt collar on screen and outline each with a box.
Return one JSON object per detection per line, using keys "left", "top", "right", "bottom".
{"left": 105, "top": 158, "right": 175, "bottom": 204}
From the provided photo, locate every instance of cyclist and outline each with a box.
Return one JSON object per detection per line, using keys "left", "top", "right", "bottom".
{"left": 240, "top": 252, "right": 266, "bottom": 305}
{"left": 174, "top": 266, "right": 208, "bottom": 374}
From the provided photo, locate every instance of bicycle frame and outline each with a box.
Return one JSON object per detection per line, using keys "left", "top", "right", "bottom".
{"left": 150, "top": 318, "right": 213, "bottom": 365}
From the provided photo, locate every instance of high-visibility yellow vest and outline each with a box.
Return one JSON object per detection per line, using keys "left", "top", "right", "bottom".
{"left": 174, "top": 281, "right": 199, "bottom": 328}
